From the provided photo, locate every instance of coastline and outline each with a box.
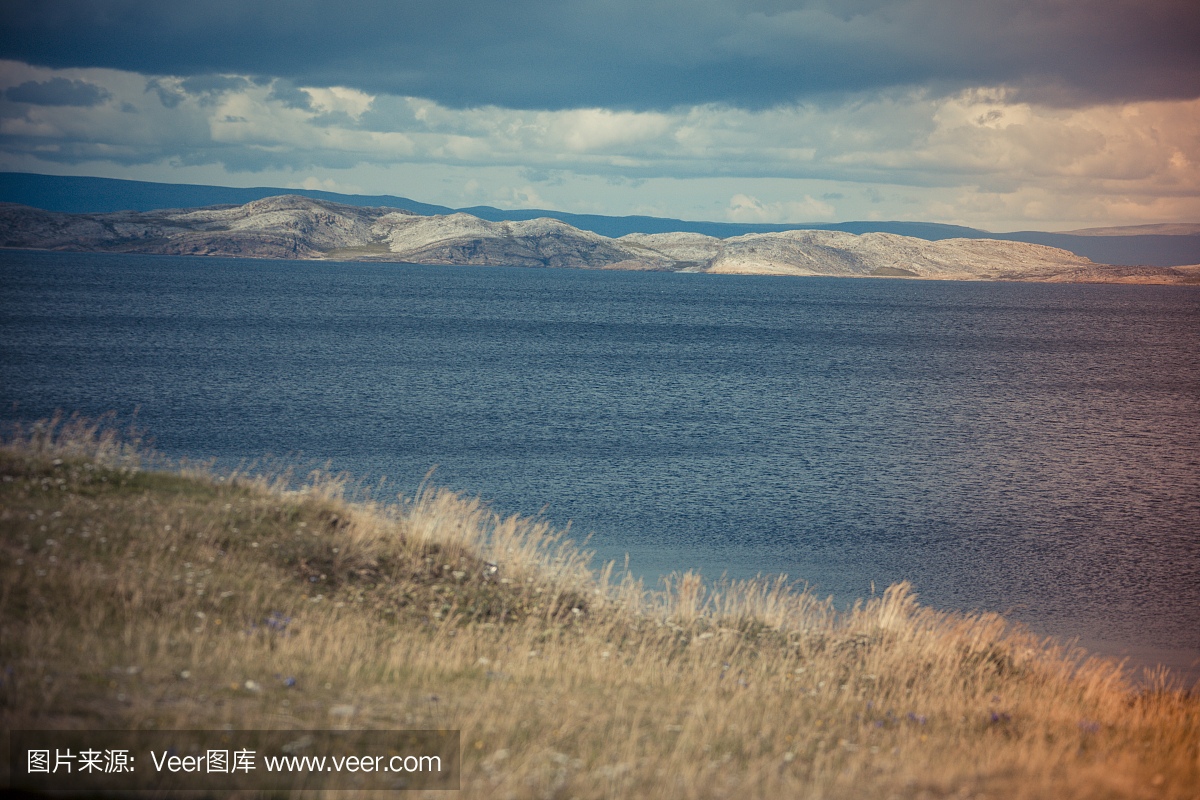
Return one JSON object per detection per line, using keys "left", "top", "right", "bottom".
{"left": 4, "top": 420, "right": 1198, "bottom": 798}
{"left": 4, "top": 244, "right": 1199, "bottom": 286}
{"left": 5, "top": 194, "right": 1198, "bottom": 285}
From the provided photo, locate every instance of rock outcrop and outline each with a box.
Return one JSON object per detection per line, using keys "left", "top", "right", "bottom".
{"left": 2, "top": 195, "right": 1192, "bottom": 283}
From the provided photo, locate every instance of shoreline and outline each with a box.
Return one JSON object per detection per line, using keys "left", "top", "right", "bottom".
{"left": 3, "top": 419, "right": 1198, "bottom": 797}
{"left": 4, "top": 245, "right": 1200, "bottom": 286}
{"left": 5, "top": 193, "right": 1198, "bottom": 284}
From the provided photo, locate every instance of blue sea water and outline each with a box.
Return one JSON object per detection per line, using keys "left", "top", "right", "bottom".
{"left": 3, "top": 250, "right": 1199, "bottom": 678}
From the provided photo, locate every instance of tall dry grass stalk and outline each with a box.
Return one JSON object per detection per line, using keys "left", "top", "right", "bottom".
{"left": 1, "top": 420, "right": 1197, "bottom": 799}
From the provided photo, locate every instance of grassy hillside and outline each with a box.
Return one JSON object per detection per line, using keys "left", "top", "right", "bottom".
{"left": 2, "top": 417, "right": 1197, "bottom": 798}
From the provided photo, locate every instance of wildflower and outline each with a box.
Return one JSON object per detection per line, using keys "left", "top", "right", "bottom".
{"left": 265, "top": 611, "right": 292, "bottom": 633}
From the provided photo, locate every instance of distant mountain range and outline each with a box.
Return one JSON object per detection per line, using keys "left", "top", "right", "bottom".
{"left": 2, "top": 172, "right": 1199, "bottom": 269}
{"left": 3, "top": 192, "right": 1197, "bottom": 284}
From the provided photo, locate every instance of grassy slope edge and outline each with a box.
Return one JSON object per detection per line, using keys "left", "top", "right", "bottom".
{"left": 1, "top": 418, "right": 1197, "bottom": 799}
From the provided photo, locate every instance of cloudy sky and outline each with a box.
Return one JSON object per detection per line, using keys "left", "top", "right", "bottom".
{"left": 1, "top": 0, "right": 1198, "bottom": 230}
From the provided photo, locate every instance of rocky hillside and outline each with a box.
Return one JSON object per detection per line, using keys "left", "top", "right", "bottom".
{"left": 2, "top": 195, "right": 1194, "bottom": 283}
{"left": 626, "top": 229, "right": 1130, "bottom": 281}
{"left": 0, "top": 195, "right": 402, "bottom": 259}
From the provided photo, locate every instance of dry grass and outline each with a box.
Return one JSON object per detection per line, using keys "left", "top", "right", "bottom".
{"left": 2, "top": 416, "right": 1198, "bottom": 799}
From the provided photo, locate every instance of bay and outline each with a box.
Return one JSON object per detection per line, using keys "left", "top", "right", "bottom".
{"left": 3, "top": 250, "right": 1198, "bottom": 679}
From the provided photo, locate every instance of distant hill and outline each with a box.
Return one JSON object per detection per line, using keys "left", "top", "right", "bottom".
{"left": 454, "top": 203, "right": 985, "bottom": 241}
{"left": 0, "top": 172, "right": 455, "bottom": 217}
{"left": 2, "top": 172, "right": 1198, "bottom": 267}
{"left": 986, "top": 231, "right": 1200, "bottom": 269}
{"left": 0, "top": 172, "right": 982, "bottom": 239}
{"left": 4, "top": 193, "right": 1194, "bottom": 284}
{"left": 1063, "top": 223, "right": 1200, "bottom": 236}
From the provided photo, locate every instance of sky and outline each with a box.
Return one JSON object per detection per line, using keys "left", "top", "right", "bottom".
{"left": 1, "top": 0, "right": 1198, "bottom": 231}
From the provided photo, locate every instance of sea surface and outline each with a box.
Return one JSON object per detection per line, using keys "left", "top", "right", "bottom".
{"left": 3, "top": 250, "right": 1199, "bottom": 679}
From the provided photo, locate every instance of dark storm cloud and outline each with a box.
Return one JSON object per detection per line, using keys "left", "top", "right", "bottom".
{"left": 1, "top": 0, "right": 1198, "bottom": 109}
{"left": 180, "top": 75, "right": 253, "bottom": 106}
{"left": 145, "top": 78, "right": 185, "bottom": 108}
{"left": 266, "top": 80, "right": 314, "bottom": 110}
{"left": 143, "top": 75, "right": 251, "bottom": 108}
{"left": 179, "top": 74, "right": 251, "bottom": 95}
{"left": 4, "top": 77, "right": 112, "bottom": 106}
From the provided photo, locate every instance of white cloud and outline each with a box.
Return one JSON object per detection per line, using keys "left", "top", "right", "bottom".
{"left": 1, "top": 59, "right": 1198, "bottom": 229}
{"left": 542, "top": 108, "right": 673, "bottom": 153}
{"left": 727, "top": 193, "right": 835, "bottom": 222}
{"left": 302, "top": 86, "right": 374, "bottom": 119}
{"left": 294, "top": 176, "right": 362, "bottom": 193}
{"left": 475, "top": 183, "right": 548, "bottom": 209}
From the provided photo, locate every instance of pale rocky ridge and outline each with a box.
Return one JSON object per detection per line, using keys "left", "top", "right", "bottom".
{"left": 1, "top": 195, "right": 1194, "bottom": 284}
